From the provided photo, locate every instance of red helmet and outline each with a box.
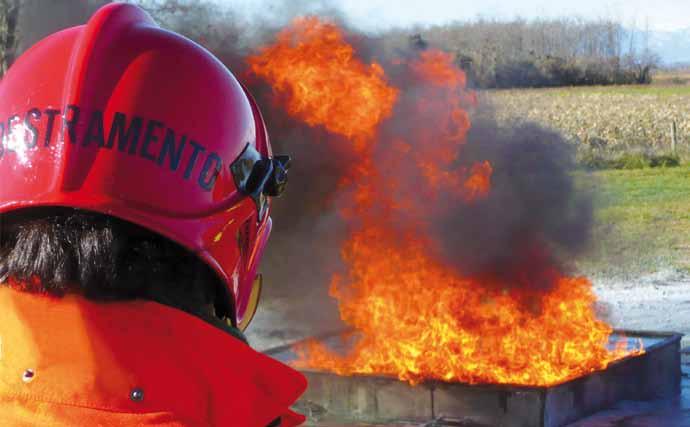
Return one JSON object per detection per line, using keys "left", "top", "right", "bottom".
{"left": 0, "top": 3, "right": 289, "bottom": 330}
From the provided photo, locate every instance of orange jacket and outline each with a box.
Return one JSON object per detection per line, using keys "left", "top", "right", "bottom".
{"left": 0, "top": 285, "right": 306, "bottom": 426}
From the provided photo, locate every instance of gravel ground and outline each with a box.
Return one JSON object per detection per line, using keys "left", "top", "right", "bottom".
{"left": 593, "top": 269, "right": 690, "bottom": 346}
{"left": 247, "top": 284, "right": 343, "bottom": 352}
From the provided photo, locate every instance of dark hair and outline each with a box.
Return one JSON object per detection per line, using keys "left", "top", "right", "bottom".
{"left": 0, "top": 208, "right": 235, "bottom": 328}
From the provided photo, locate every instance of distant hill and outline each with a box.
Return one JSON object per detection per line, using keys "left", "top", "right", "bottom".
{"left": 648, "top": 28, "right": 690, "bottom": 66}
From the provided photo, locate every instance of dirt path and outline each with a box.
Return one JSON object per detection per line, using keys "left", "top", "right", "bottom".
{"left": 594, "top": 269, "right": 690, "bottom": 346}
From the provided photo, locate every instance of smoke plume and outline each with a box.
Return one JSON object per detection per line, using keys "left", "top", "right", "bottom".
{"left": 146, "top": 0, "right": 594, "bottom": 319}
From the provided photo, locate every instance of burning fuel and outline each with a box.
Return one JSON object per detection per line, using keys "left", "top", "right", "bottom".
{"left": 248, "top": 17, "right": 643, "bottom": 386}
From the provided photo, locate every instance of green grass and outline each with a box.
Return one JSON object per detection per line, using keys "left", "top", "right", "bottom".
{"left": 488, "top": 83, "right": 690, "bottom": 275}
{"left": 576, "top": 166, "right": 690, "bottom": 277}
{"left": 577, "top": 152, "right": 682, "bottom": 170}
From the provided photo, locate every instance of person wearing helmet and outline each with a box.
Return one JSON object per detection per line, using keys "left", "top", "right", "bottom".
{"left": 0, "top": 3, "right": 305, "bottom": 426}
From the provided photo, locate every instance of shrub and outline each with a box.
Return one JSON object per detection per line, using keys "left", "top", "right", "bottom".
{"left": 614, "top": 153, "right": 651, "bottom": 169}
{"left": 575, "top": 149, "right": 681, "bottom": 170}
{"left": 649, "top": 154, "right": 681, "bottom": 168}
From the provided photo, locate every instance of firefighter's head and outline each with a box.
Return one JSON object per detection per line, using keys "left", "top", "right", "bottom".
{"left": 0, "top": 4, "right": 288, "bottom": 332}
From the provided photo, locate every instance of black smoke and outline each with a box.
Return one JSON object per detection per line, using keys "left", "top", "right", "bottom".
{"left": 364, "top": 57, "right": 594, "bottom": 295}
{"left": 145, "top": 0, "right": 594, "bottom": 316}
{"left": 446, "top": 120, "right": 593, "bottom": 290}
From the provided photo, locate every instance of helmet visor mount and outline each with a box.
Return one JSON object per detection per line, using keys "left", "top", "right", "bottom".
{"left": 230, "top": 144, "right": 290, "bottom": 221}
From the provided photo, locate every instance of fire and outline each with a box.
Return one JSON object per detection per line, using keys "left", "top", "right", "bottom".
{"left": 250, "top": 18, "right": 643, "bottom": 386}
{"left": 412, "top": 49, "right": 468, "bottom": 88}
{"left": 462, "top": 161, "right": 493, "bottom": 202}
{"left": 247, "top": 17, "right": 398, "bottom": 147}
{"left": 295, "top": 229, "right": 631, "bottom": 386}
{"left": 406, "top": 50, "right": 489, "bottom": 203}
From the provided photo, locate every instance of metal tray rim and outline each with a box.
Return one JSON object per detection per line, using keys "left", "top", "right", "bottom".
{"left": 269, "top": 329, "right": 683, "bottom": 392}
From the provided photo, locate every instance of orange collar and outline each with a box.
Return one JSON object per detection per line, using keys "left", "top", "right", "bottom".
{"left": 0, "top": 286, "right": 306, "bottom": 426}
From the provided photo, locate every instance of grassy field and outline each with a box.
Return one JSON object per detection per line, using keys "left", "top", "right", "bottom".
{"left": 653, "top": 69, "right": 690, "bottom": 87}
{"left": 486, "top": 82, "right": 690, "bottom": 166}
{"left": 494, "top": 84, "right": 690, "bottom": 97}
{"left": 577, "top": 166, "right": 690, "bottom": 277}
{"left": 487, "top": 78, "right": 690, "bottom": 276}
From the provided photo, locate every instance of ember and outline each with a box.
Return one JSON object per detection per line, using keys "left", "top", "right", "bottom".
{"left": 249, "top": 17, "right": 643, "bottom": 387}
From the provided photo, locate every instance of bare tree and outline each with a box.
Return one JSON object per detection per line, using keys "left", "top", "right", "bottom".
{"left": 0, "top": 0, "right": 111, "bottom": 77}
{"left": 135, "top": 0, "right": 661, "bottom": 89}
{"left": 624, "top": 18, "right": 660, "bottom": 84}
{"left": 0, "top": 0, "right": 19, "bottom": 76}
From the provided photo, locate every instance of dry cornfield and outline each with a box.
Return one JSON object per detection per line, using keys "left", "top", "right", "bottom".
{"left": 485, "top": 86, "right": 690, "bottom": 160}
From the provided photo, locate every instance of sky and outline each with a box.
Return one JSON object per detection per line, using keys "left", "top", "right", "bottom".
{"left": 217, "top": 0, "right": 690, "bottom": 32}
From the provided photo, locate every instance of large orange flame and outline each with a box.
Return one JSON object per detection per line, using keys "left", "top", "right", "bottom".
{"left": 250, "top": 17, "right": 642, "bottom": 387}
{"left": 295, "top": 228, "right": 632, "bottom": 386}
{"left": 247, "top": 17, "right": 398, "bottom": 148}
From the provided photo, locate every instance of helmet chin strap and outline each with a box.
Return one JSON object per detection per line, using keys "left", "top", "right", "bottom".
{"left": 183, "top": 312, "right": 248, "bottom": 344}
{"left": 194, "top": 307, "right": 248, "bottom": 344}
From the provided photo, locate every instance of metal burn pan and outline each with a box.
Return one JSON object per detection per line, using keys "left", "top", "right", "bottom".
{"left": 268, "top": 330, "right": 682, "bottom": 427}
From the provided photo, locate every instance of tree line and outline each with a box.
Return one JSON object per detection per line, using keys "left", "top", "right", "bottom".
{"left": 380, "top": 18, "right": 660, "bottom": 88}
{"left": 0, "top": 0, "right": 661, "bottom": 88}
{"left": 138, "top": 1, "right": 662, "bottom": 88}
